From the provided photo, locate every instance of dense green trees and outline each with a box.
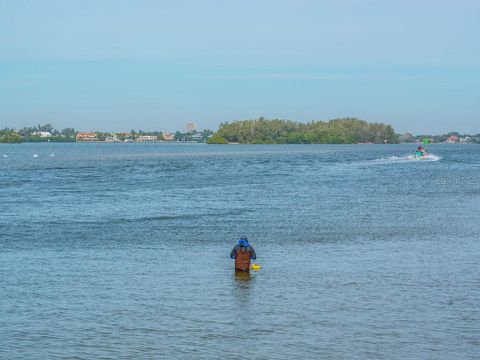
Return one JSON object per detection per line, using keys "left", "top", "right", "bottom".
{"left": 61, "top": 128, "right": 77, "bottom": 138}
{"left": 206, "top": 134, "right": 228, "bottom": 144}
{"left": 0, "top": 128, "right": 23, "bottom": 143}
{"left": 208, "top": 117, "right": 399, "bottom": 144}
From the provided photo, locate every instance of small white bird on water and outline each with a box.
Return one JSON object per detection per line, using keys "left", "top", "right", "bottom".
{"left": 33, "top": 154, "right": 38, "bottom": 158}
{"left": 50, "top": 153, "right": 55, "bottom": 157}
{"left": 2, "top": 154, "right": 7, "bottom": 158}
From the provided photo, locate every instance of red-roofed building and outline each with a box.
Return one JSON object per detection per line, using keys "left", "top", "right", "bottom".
{"left": 76, "top": 132, "right": 98, "bottom": 142}
{"left": 163, "top": 132, "right": 174, "bottom": 141}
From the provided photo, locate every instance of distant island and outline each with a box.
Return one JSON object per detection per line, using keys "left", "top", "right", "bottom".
{"left": 207, "top": 117, "right": 398, "bottom": 144}
{"left": 1, "top": 118, "right": 479, "bottom": 144}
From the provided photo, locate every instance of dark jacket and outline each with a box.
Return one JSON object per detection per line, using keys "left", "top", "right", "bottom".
{"left": 230, "top": 245, "right": 256, "bottom": 260}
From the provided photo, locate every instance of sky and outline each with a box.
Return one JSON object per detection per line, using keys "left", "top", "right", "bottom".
{"left": 0, "top": 0, "right": 479, "bottom": 134}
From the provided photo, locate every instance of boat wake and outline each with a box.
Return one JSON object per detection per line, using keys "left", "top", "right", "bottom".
{"left": 372, "top": 154, "right": 442, "bottom": 164}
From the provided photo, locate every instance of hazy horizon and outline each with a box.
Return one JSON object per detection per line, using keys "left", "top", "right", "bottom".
{"left": 1, "top": 0, "right": 479, "bottom": 134}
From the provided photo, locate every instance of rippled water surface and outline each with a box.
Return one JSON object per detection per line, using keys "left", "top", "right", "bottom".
{"left": 1, "top": 143, "right": 479, "bottom": 359}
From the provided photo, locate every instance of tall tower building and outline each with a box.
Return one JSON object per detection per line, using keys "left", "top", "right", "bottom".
{"left": 186, "top": 122, "right": 196, "bottom": 133}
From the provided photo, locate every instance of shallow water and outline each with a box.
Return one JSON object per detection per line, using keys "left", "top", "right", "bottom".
{"left": 1, "top": 143, "right": 479, "bottom": 359}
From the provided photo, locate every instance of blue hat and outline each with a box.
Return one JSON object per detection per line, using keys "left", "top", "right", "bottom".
{"left": 238, "top": 237, "right": 249, "bottom": 247}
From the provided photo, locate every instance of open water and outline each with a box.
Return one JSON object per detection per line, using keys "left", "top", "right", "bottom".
{"left": 1, "top": 143, "right": 479, "bottom": 359}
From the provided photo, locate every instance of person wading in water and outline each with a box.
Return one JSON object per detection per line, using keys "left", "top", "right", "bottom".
{"left": 230, "top": 237, "right": 256, "bottom": 272}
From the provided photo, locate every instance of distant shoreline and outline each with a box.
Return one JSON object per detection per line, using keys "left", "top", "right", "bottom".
{"left": 2, "top": 141, "right": 477, "bottom": 146}
{"left": 2, "top": 119, "right": 479, "bottom": 144}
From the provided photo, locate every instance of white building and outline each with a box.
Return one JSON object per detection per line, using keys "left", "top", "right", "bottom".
{"left": 191, "top": 133, "right": 203, "bottom": 141}
{"left": 32, "top": 131, "right": 52, "bottom": 137}
{"left": 136, "top": 135, "right": 158, "bottom": 142}
{"left": 186, "top": 122, "right": 196, "bottom": 132}
{"left": 105, "top": 134, "right": 119, "bottom": 142}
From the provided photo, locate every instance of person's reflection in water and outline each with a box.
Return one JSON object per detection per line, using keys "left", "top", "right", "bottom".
{"left": 233, "top": 270, "right": 253, "bottom": 308}
{"left": 234, "top": 270, "right": 251, "bottom": 284}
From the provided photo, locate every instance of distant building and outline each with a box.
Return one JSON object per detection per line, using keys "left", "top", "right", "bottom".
{"left": 105, "top": 134, "right": 119, "bottom": 142}
{"left": 76, "top": 132, "right": 98, "bottom": 142}
{"left": 32, "top": 131, "right": 52, "bottom": 138}
{"left": 446, "top": 135, "right": 459, "bottom": 143}
{"left": 191, "top": 133, "right": 203, "bottom": 141}
{"left": 459, "top": 136, "right": 471, "bottom": 143}
{"left": 163, "top": 132, "right": 174, "bottom": 141}
{"left": 186, "top": 122, "right": 196, "bottom": 133}
{"left": 136, "top": 135, "right": 158, "bottom": 142}
{"left": 116, "top": 133, "right": 132, "bottom": 141}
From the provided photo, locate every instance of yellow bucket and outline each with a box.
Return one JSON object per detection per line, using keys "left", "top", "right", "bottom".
{"left": 251, "top": 264, "right": 261, "bottom": 271}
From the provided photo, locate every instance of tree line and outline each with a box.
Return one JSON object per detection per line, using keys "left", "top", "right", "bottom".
{"left": 207, "top": 117, "right": 399, "bottom": 144}
{"left": 0, "top": 124, "right": 77, "bottom": 143}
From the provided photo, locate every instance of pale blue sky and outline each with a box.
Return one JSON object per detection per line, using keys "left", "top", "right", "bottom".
{"left": 1, "top": 0, "right": 479, "bottom": 133}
